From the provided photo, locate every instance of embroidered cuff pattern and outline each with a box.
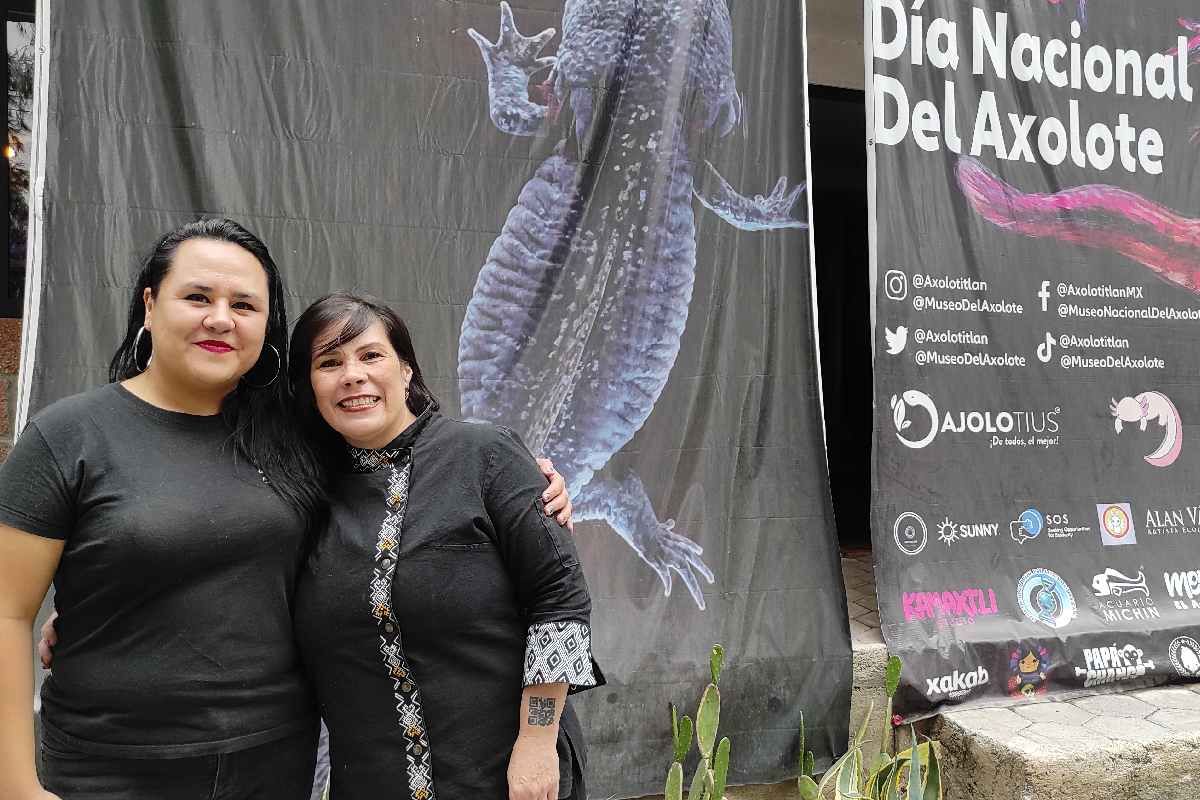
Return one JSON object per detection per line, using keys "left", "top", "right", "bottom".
{"left": 523, "top": 621, "right": 597, "bottom": 689}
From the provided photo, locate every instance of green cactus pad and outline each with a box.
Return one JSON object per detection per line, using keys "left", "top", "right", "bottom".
{"left": 675, "top": 715, "right": 694, "bottom": 764}
{"left": 666, "top": 762, "right": 684, "bottom": 800}
{"left": 885, "top": 656, "right": 902, "bottom": 698}
{"left": 712, "top": 737, "right": 730, "bottom": 799}
{"left": 696, "top": 685, "right": 721, "bottom": 759}
{"left": 710, "top": 644, "right": 725, "bottom": 685}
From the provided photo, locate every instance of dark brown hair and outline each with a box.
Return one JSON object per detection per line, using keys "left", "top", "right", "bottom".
{"left": 111, "top": 218, "right": 324, "bottom": 523}
{"left": 289, "top": 292, "right": 440, "bottom": 458}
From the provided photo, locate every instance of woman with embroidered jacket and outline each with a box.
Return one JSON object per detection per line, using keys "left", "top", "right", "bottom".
{"left": 288, "top": 292, "right": 601, "bottom": 800}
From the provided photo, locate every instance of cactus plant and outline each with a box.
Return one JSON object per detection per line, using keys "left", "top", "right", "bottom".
{"left": 812, "top": 656, "right": 943, "bottom": 800}
{"left": 663, "top": 645, "right": 732, "bottom": 800}
{"left": 796, "top": 710, "right": 818, "bottom": 800}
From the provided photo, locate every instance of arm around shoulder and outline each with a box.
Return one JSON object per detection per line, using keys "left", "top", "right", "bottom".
{"left": 0, "top": 422, "right": 72, "bottom": 798}
{"left": 0, "top": 523, "right": 65, "bottom": 799}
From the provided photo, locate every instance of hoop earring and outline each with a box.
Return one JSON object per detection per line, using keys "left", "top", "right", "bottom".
{"left": 133, "top": 326, "right": 153, "bottom": 372}
{"left": 242, "top": 344, "right": 281, "bottom": 390}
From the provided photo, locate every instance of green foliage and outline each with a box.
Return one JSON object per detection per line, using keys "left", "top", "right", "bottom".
{"left": 660, "top": 647, "right": 941, "bottom": 800}
{"left": 696, "top": 685, "right": 721, "bottom": 757}
{"left": 664, "top": 645, "right": 731, "bottom": 800}
{"left": 666, "top": 762, "right": 684, "bottom": 800}
{"left": 884, "top": 656, "right": 902, "bottom": 698}
{"left": 713, "top": 737, "right": 731, "bottom": 800}
{"left": 671, "top": 704, "right": 695, "bottom": 764}
{"left": 797, "top": 775, "right": 820, "bottom": 800}
{"left": 813, "top": 659, "right": 942, "bottom": 800}
{"left": 710, "top": 644, "right": 726, "bottom": 685}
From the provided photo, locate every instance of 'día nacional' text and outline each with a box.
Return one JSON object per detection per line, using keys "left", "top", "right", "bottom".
{"left": 871, "top": 3, "right": 1194, "bottom": 174}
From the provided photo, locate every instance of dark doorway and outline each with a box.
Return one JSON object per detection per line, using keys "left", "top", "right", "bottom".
{"left": 808, "top": 85, "right": 872, "bottom": 549}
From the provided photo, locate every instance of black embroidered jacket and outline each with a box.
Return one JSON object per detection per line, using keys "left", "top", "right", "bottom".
{"left": 294, "top": 407, "right": 601, "bottom": 799}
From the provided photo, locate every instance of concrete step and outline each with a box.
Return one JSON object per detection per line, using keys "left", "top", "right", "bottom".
{"left": 932, "top": 684, "right": 1200, "bottom": 800}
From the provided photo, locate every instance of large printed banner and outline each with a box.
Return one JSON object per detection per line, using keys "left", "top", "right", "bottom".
{"left": 869, "top": 0, "right": 1200, "bottom": 719}
{"left": 24, "top": 1, "right": 850, "bottom": 793}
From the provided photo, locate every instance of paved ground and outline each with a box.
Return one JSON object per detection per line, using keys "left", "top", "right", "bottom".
{"left": 935, "top": 682, "right": 1200, "bottom": 800}
{"left": 842, "top": 548, "right": 883, "bottom": 646}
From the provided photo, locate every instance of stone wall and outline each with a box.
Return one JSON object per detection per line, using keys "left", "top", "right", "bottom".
{"left": 0, "top": 318, "right": 21, "bottom": 460}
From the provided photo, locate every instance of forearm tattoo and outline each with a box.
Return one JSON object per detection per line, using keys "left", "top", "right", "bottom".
{"left": 528, "top": 696, "right": 557, "bottom": 727}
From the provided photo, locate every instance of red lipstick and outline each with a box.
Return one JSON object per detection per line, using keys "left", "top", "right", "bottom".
{"left": 196, "top": 340, "right": 234, "bottom": 353}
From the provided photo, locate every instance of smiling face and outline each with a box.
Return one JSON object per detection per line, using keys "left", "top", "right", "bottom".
{"left": 142, "top": 238, "right": 269, "bottom": 399}
{"left": 309, "top": 319, "right": 416, "bottom": 449}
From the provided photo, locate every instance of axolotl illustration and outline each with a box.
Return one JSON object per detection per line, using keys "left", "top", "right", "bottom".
{"left": 458, "top": 1, "right": 807, "bottom": 609}
{"left": 1110, "top": 391, "right": 1183, "bottom": 467}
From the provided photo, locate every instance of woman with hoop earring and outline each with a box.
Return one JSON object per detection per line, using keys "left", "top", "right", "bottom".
{"left": 0, "top": 218, "right": 575, "bottom": 800}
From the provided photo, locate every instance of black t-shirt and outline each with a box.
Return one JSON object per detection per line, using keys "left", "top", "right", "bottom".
{"left": 0, "top": 383, "right": 316, "bottom": 757}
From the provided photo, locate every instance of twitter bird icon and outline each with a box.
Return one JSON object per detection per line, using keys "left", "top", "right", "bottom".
{"left": 884, "top": 326, "right": 908, "bottom": 355}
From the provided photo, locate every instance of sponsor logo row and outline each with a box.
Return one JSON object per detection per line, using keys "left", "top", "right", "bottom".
{"left": 918, "top": 634, "right": 1200, "bottom": 705}
{"left": 902, "top": 563, "right": 1200, "bottom": 633}
{"left": 893, "top": 501, "right": 1200, "bottom": 556}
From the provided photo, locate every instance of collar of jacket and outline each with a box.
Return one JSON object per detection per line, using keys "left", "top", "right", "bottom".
{"left": 344, "top": 403, "right": 438, "bottom": 472}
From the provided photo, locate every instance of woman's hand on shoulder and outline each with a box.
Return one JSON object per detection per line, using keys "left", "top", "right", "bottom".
{"left": 535, "top": 458, "right": 573, "bottom": 533}
{"left": 507, "top": 730, "right": 559, "bottom": 800}
{"left": 38, "top": 610, "right": 58, "bottom": 669}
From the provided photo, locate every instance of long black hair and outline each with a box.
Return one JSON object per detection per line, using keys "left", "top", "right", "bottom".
{"left": 110, "top": 218, "right": 325, "bottom": 523}
{"left": 288, "top": 291, "right": 440, "bottom": 461}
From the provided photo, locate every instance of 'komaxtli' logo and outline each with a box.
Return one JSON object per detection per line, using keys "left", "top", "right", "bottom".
{"left": 903, "top": 587, "right": 999, "bottom": 627}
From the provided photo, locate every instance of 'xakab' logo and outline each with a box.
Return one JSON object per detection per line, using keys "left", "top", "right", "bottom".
{"left": 925, "top": 665, "right": 989, "bottom": 701}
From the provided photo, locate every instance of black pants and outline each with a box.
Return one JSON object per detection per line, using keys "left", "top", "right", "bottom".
{"left": 39, "top": 724, "right": 318, "bottom": 800}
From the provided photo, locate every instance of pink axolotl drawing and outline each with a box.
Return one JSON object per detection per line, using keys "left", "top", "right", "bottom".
{"left": 1166, "top": 18, "right": 1200, "bottom": 64}
{"left": 1110, "top": 391, "right": 1183, "bottom": 467}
